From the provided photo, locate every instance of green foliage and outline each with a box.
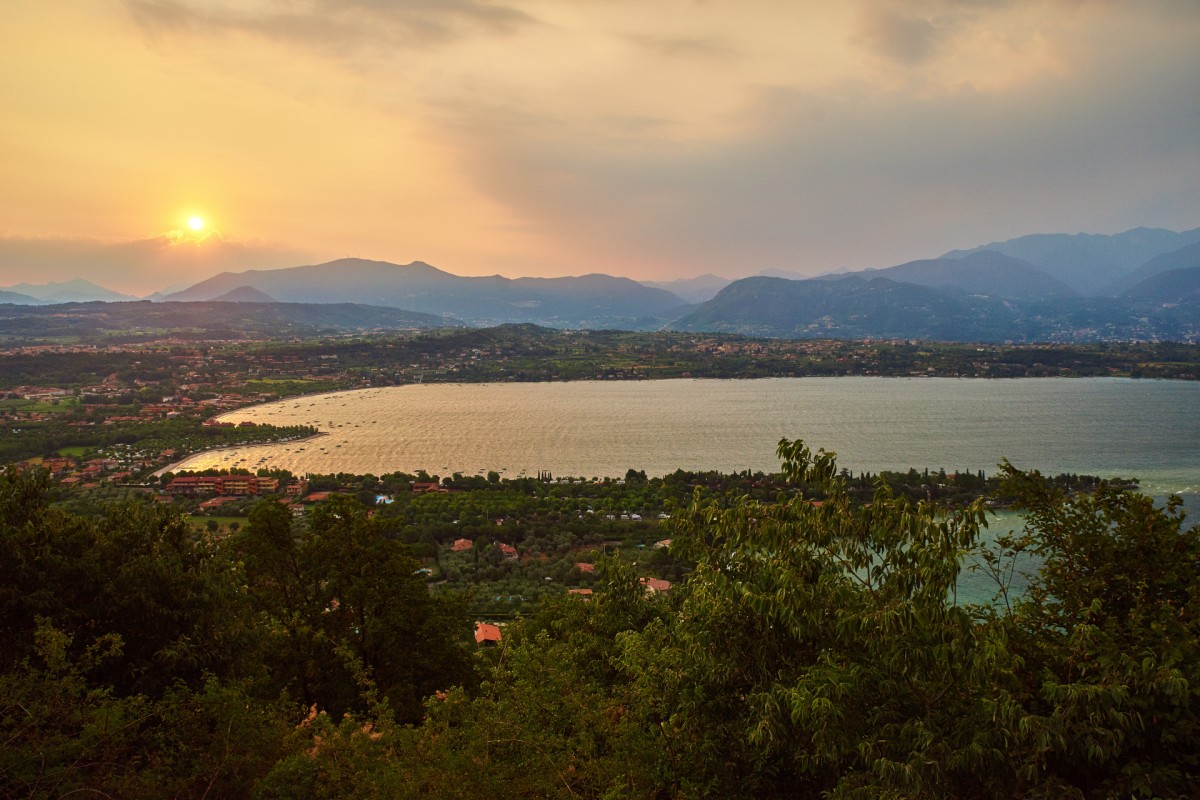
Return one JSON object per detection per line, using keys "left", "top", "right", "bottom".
{"left": 236, "top": 495, "right": 474, "bottom": 721}
{"left": 617, "top": 440, "right": 1019, "bottom": 798}
{"left": 400, "top": 440, "right": 1200, "bottom": 798}
{"left": 995, "top": 467, "right": 1200, "bottom": 797}
{"left": 3, "top": 441, "right": 1199, "bottom": 797}
{"left": 0, "top": 618, "right": 293, "bottom": 799}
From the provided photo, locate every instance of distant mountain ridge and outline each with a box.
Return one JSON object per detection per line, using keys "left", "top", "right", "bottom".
{"left": 1122, "top": 266, "right": 1200, "bottom": 305}
{"left": 672, "top": 266, "right": 1200, "bottom": 342}
{"left": 7, "top": 224, "right": 1197, "bottom": 342}
{"left": 0, "top": 289, "right": 43, "bottom": 305}
{"left": 672, "top": 276, "right": 1023, "bottom": 341}
{"left": 1113, "top": 241, "right": 1200, "bottom": 294}
{"left": 641, "top": 274, "right": 731, "bottom": 304}
{"left": 942, "top": 226, "right": 1200, "bottom": 296}
{"left": 3, "top": 277, "right": 138, "bottom": 303}
{"left": 845, "top": 251, "right": 1077, "bottom": 300}
{"left": 209, "top": 285, "right": 278, "bottom": 303}
{"left": 165, "top": 258, "right": 687, "bottom": 328}
{"left": 0, "top": 300, "right": 456, "bottom": 342}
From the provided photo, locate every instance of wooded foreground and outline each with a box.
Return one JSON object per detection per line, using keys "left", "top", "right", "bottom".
{"left": 2, "top": 440, "right": 1197, "bottom": 798}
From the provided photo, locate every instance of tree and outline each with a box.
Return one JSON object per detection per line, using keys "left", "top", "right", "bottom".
{"left": 991, "top": 466, "right": 1200, "bottom": 798}
{"left": 617, "top": 439, "right": 1023, "bottom": 798}
{"left": 237, "top": 495, "right": 474, "bottom": 721}
{"left": 0, "top": 466, "right": 253, "bottom": 697}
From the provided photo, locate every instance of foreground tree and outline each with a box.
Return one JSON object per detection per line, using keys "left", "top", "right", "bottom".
{"left": 993, "top": 467, "right": 1200, "bottom": 797}
{"left": 236, "top": 495, "right": 474, "bottom": 721}
{"left": 401, "top": 440, "right": 1200, "bottom": 799}
{"left": 618, "top": 439, "right": 1025, "bottom": 798}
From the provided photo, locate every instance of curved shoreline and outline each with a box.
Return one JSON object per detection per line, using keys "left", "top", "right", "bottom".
{"left": 154, "top": 431, "right": 329, "bottom": 477}
{"left": 150, "top": 378, "right": 1200, "bottom": 493}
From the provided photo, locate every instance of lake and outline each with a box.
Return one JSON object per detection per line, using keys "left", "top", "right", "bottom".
{"left": 170, "top": 377, "right": 1200, "bottom": 501}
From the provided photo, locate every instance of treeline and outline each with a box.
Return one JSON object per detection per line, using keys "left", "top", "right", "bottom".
{"left": 0, "top": 415, "right": 317, "bottom": 464}
{"left": 3, "top": 441, "right": 1198, "bottom": 797}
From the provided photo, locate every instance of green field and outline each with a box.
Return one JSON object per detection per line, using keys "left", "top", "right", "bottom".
{"left": 187, "top": 514, "right": 248, "bottom": 532}
{"left": 0, "top": 396, "right": 79, "bottom": 414}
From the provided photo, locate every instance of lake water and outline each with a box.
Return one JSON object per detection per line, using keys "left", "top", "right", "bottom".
{"left": 171, "top": 377, "right": 1200, "bottom": 501}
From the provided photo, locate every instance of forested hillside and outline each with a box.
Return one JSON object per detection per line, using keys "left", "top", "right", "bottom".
{"left": 2, "top": 441, "right": 1197, "bottom": 798}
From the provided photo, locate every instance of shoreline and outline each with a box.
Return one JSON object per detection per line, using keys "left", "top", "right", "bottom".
{"left": 147, "top": 377, "right": 1200, "bottom": 494}
{"left": 154, "top": 431, "right": 329, "bottom": 477}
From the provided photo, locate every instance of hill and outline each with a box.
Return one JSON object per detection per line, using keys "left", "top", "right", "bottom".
{"left": 1113, "top": 241, "right": 1200, "bottom": 294}
{"left": 0, "top": 289, "right": 42, "bottom": 305}
{"left": 0, "top": 300, "right": 457, "bottom": 342}
{"left": 1122, "top": 266, "right": 1200, "bottom": 306}
{"left": 210, "top": 285, "right": 279, "bottom": 303}
{"left": 5, "top": 277, "right": 137, "bottom": 303}
{"left": 164, "top": 258, "right": 687, "bottom": 329}
{"left": 848, "top": 250, "right": 1076, "bottom": 300}
{"left": 941, "top": 226, "right": 1200, "bottom": 296}
{"left": 641, "top": 273, "right": 731, "bottom": 304}
{"left": 671, "top": 273, "right": 1200, "bottom": 342}
{"left": 671, "top": 276, "right": 1021, "bottom": 341}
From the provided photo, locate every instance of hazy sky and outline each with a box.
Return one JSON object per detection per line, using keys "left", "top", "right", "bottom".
{"left": 2, "top": 0, "right": 1198, "bottom": 294}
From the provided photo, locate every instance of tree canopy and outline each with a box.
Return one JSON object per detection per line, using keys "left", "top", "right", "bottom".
{"left": 2, "top": 440, "right": 1198, "bottom": 798}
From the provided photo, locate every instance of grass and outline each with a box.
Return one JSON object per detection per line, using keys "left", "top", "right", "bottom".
{"left": 187, "top": 514, "right": 248, "bottom": 532}
{"left": 0, "top": 397, "right": 80, "bottom": 414}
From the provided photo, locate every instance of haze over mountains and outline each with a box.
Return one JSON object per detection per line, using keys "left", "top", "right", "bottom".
{"left": 161, "top": 259, "right": 687, "bottom": 329}
{"left": 676, "top": 227, "right": 1200, "bottom": 341}
{"left": 2, "top": 226, "right": 1197, "bottom": 342}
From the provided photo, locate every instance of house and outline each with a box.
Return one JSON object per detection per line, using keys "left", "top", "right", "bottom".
{"left": 219, "top": 475, "right": 259, "bottom": 495}
{"left": 199, "top": 496, "right": 236, "bottom": 510}
{"left": 166, "top": 475, "right": 218, "bottom": 495}
{"left": 640, "top": 577, "right": 672, "bottom": 594}
{"left": 41, "top": 457, "right": 74, "bottom": 476}
{"left": 567, "top": 588, "right": 593, "bottom": 598}
{"left": 497, "top": 542, "right": 518, "bottom": 559}
{"left": 412, "top": 481, "right": 447, "bottom": 494}
{"left": 167, "top": 474, "right": 264, "bottom": 496}
{"left": 451, "top": 538, "right": 474, "bottom": 552}
{"left": 474, "top": 622, "right": 502, "bottom": 646}
{"left": 575, "top": 562, "right": 596, "bottom": 573}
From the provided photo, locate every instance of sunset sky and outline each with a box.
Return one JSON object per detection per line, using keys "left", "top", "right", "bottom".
{"left": 2, "top": 0, "right": 1199, "bottom": 295}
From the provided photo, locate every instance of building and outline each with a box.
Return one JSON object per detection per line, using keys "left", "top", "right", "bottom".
{"left": 474, "top": 622, "right": 502, "bottom": 646}
{"left": 166, "top": 474, "right": 266, "bottom": 496}
{"left": 640, "top": 577, "right": 672, "bottom": 594}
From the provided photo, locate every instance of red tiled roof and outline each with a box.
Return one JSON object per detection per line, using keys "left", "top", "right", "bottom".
{"left": 474, "top": 622, "right": 502, "bottom": 644}
{"left": 640, "top": 577, "right": 672, "bottom": 593}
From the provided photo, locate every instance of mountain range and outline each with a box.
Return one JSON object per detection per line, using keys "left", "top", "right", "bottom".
{"left": 674, "top": 227, "right": 1200, "bottom": 341}
{"left": 0, "top": 300, "right": 455, "bottom": 342}
{"left": 1, "top": 226, "right": 1197, "bottom": 342}
{"left": 161, "top": 259, "right": 687, "bottom": 329}
{"left": 940, "top": 226, "right": 1200, "bottom": 296}
{"left": 0, "top": 278, "right": 138, "bottom": 304}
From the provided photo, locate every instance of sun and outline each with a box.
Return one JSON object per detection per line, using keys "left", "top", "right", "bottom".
{"left": 187, "top": 216, "right": 205, "bottom": 231}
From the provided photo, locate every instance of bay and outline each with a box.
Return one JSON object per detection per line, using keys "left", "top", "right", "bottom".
{"left": 171, "top": 377, "right": 1200, "bottom": 501}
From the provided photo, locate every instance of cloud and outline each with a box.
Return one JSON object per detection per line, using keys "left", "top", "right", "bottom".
{"left": 124, "top": 0, "right": 536, "bottom": 52}
{"left": 856, "top": 6, "right": 945, "bottom": 65}
{"left": 446, "top": 12, "right": 1200, "bottom": 278}
{"left": 623, "top": 33, "right": 740, "bottom": 61}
